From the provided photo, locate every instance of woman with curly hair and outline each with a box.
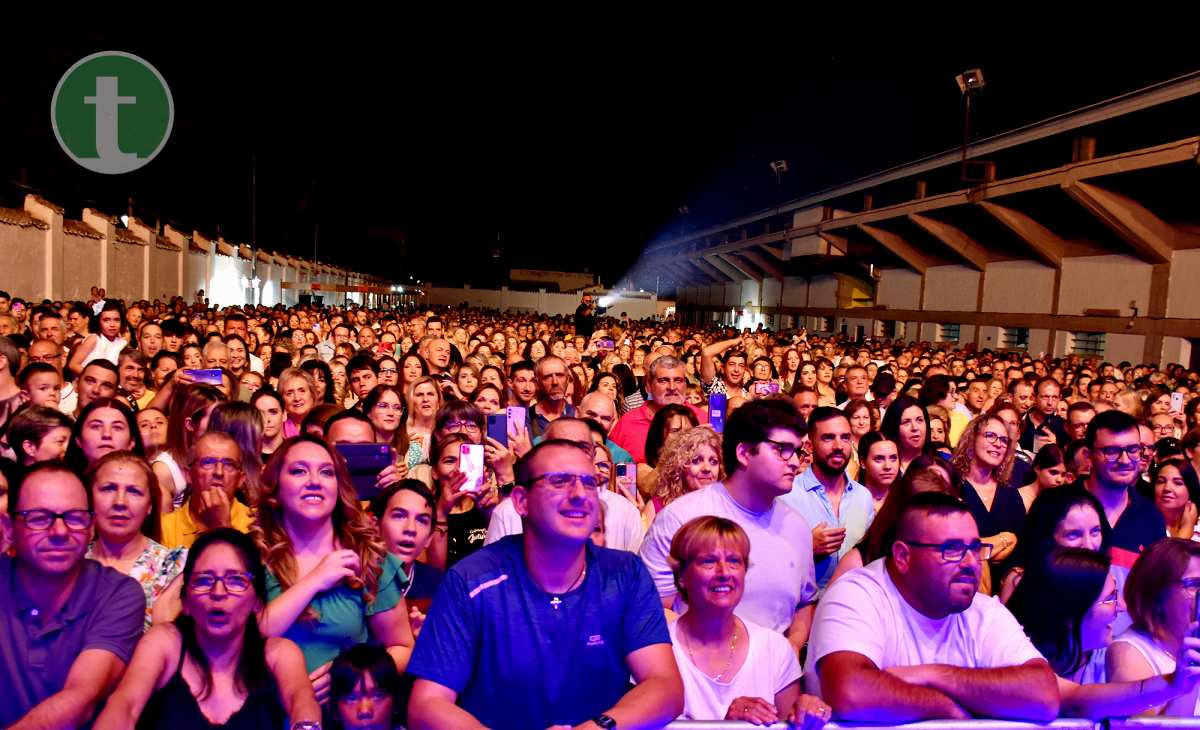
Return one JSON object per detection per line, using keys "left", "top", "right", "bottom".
{"left": 643, "top": 426, "right": 724, "bottom": 526}
{"left": 253, "top": 435, "right": 414, "bottom": 703}
{"left": 951, "top": 412, "right": 1024, "bottom": 570}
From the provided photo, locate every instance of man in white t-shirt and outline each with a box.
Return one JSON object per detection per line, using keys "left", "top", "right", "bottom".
{"left": 640, "top": 398, "right": 818, "bottom": 654}
{"left": 486, "top": 418, "right": 644, "bottom": 552}
{"left": 807, "top": 491, "right": 1059, "bottom": 723}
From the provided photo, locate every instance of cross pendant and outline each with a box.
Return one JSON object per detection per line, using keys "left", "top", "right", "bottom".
{"left": 550, "top": 596, "right": 562, "bottom": 610}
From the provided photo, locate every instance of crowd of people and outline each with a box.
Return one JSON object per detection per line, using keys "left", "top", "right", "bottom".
{"left": 3, "top": 284, "right": 1200, "bottom": 728}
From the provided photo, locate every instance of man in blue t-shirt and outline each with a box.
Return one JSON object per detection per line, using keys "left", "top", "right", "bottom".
{"left": 407, "top": 439, "right": 683, "bottom": 730}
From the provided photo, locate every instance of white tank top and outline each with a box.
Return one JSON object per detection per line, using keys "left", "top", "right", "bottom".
{"left": 1111, "top": 628, "right": 1200, "bottom": 713}
{"left": 84, "top": 334, "right": 128, "bottom": 367}
{"left": 152, "top": 451, "right": 188, "bottom": 509}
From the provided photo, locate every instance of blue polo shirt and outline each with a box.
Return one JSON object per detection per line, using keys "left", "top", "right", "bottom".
{"left": 0, "top": 556, "right": 144, "bottom": 727}
{"left": 408, "top": 535, "right": 669, "bottom": 730}
{"left": 781, "top": 468, "right": 875, "bottom": 590}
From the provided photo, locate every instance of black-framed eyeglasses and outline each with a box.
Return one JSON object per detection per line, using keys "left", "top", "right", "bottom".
{"left": 16, "top": 509, "right": 94, "bottom": 531}
{"left": 525, "top": 472, "right": 601, "bottom": 491}
{"left": 899, "top": 539, "right": 993, "bottom": 563}
{"left": 190, "top": 572, "right": 255, "bottom": 594}
{"left": 981, "top": 431, "right": 1012, "bottom": 448}
{"left": 1178, "top": 577, "right": 1200, "bottom": 594}
{"left": 763, "top": 439, "right": 808, "bottom": 461}
{"left": 1096, "top": 445, "right": 1143, "bottom": 463}
{"left": 443, "top": 420, "right": 480, "bottom": 432}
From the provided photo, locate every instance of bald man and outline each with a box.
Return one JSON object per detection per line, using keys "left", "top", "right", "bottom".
{"left": 579, "top": 391, "right": 635, "bottom": 465}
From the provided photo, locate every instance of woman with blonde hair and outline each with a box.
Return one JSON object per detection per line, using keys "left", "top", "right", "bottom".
{"left": 951, "top": 412, "right": 1023, "bottom": 570}
{"left": 277, "top": 367, "right": 317, "bottom": 440}
{"left": 253, "top": 435, "right": 414, "bottom": 703}
{"left": 666, "top": 515, "right": 830, "bottom": 725}
{"left": 644, "top": 426, "right": 724, "bottom": 526}
{"left": 1114, "top": 390, "right": 1144, "bottom": 421}
{"left": 398, "top": 375, "right": 443, "bottom": 471}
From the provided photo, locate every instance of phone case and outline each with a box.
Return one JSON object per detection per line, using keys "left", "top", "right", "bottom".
{"left": 459, "top": 444, "right": 486, "bottom": 493}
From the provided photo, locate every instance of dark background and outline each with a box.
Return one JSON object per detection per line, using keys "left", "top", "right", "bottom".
{"left": 2, "top": 20, "right": 1196, "bottom": 289}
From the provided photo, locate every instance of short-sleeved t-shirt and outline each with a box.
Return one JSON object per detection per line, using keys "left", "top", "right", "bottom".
{"left": 640, "top": 482, "right": 818, "bottom": 633}
{"left": 804, "top": 558, "right": 1043, "bottom": 696}
{"left": 670, "top": 618, "right": 801, "bottom": 720}
{"left": 0, "top": 556, "right": 145, "bottom": 727}
{"left": 159, "top": 498, "right": 255, "bottom": 550}
{"left": 266, "top": 552, "right": 409, "bottom": 672}
{"left": 408, "top": 535, "right": 670, "bottom": 730}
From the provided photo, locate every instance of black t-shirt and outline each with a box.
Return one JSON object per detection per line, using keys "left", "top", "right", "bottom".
{"left": 574, "top": 303, "right": 595, "bottom": 339}
{"left": 1019, "top": 413, "right": 1070, "bottom": 451}
{"left": 1072, "top": 479, "right": 1166, "bottom": 562}
{"left": 446, "top": 508, "right": 489, "bottom": 568}
{"left": 407, "top": 559, "right": 444, "bottom": 602}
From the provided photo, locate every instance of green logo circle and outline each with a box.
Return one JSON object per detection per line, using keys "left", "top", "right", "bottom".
{"left": 51, "top": 51, "right": 174, "bottom": 175}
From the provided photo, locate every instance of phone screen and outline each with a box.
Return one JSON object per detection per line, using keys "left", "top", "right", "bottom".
{"left": 459, "top": 444, "right": 486, "bottom": 493}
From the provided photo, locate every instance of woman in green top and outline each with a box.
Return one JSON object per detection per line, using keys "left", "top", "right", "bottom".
{"left": 253, "top": 434, "right": 414, "bottom": 704}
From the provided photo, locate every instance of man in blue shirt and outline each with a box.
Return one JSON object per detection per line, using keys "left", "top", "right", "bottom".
{"left": 408, "top": 439, "right": 683, "bottom": 730}
{"left": 782, "top": 407, "right": 874, "bottom": 590}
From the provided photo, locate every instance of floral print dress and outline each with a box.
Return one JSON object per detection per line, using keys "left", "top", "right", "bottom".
{"left": 86, "top": 538, "right": 187, "bottom": 631}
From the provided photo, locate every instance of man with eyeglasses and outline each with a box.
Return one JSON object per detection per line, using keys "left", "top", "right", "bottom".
{"left": 640, "top": 398, "right": 818, "bottom": 654}
{"left": 160, "top": 432, "right": 253, "bottom": 549}
{"left": 486, "top": 418, "right": 645, "bottom": 552}
{"left": 610, "top": 356, "right": 708, "bottom": 464}
{"left": 0, "top": 461, "right": 144, "bottom": 728}
{"left": 409, "top": 438, "right": 683, "bottom": 730}
{"left": 808, "top": 491, "right": 1059, "bottom": 722}
{"left": 1079, "top": 410, "right": 1165, "bottom": 566}
{"left": 1021, "top": 376, "right": 1070, "bottom": 452}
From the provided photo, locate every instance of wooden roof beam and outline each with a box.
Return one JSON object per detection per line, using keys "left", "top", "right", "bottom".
{"left": 908, "top": 214, "right": 990, "bottom": 271}
{"left": 704, "top": 255, "right": 749, "bottom": 281}
{"left": 976, "top": 201, "right": 1065, "bottom": 268}
{"left": 857, "top": 224, "right": 931, "bottom": 275}
{"left": 740, "top": 249, "right": 786, "bottom": 280}
{"left": 759, "top": 242, "right": 789, "bottom": 261}
{"left": 691, "top": 257, "right": 737, "bottom": 282}
{"left": 716, "top": 254, "right": 762, "bottom": 282}
{"left": 1062, "top": 180, "right": 1179, "bottom": 263}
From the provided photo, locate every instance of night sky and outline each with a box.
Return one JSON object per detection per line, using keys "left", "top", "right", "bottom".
{"left": 2, "top": 22, "right": 1196, "bottom": 290}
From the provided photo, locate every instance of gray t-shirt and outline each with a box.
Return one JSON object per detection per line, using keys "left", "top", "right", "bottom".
{"left": 0, "top": 556, "right": 144, "bottom": 727}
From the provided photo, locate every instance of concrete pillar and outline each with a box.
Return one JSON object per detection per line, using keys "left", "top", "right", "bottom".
{"left": 164, "top": 225, "right": 188, "bottom": 299}
{"left": 23, "top": 196, "right": 64, "bottom": 300}
{"left": 82, "top": 208, "right": 115, "bottom": 292}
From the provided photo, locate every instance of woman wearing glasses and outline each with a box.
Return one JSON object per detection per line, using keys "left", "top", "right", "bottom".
{"left": 85, "top": 451, "right": 184, "bottom": 631}
{"left": 950, "top": 413, "right": 1024, "bottom": 577}
{"left": 1108, "top": 538, "right": 1200, "bottom": 715}
{"left": 94, "top": 528, "right": 321, "bottom": 730}
{"left": 1007, "top": 546, "right": 1200, "bottom": 718}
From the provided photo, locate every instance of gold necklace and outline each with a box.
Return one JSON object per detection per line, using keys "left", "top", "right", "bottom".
{"left": 682, "top": 616, "right": 739, "bottom": 681}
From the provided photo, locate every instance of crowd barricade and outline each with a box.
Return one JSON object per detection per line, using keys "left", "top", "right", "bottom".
{"left": 664, "top": 720, "right": 1200, "bottom": 730}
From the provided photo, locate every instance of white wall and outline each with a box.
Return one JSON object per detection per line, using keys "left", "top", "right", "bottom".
{"left": 761, "top": 278, "right": 782, "bottom": 309}
{"left": 977, "top": 325, "right": 1002, "bottom": 349}
{"left": 425, "top": 287, "right": 670, "bottom": 320}
{"left": 809, "top": 276, "right": 838, "bottom": 308}
{"left": 1105, "top": 334, "right": 1145, "bottom": 365}
{"left": 1167, "top": 250, "right": 1200, "bottom": 318}
{"left": 1058, "top": 255, "right": 1150, "bottom": 316}
{"left": 923, "top": 266, "right": 980, "bottom": 311}
{"left": 781, "top": 277, "right": 809, "bottom": 307}
{"left": 981, "top": 260, "right": 1055, "bottom": 313}
{"left": 1162, "top": 337, "right": 1192, "bottom": 368}
{"left": 876, "top": 269, "right": 921, "bottom": 310}
{"left": 1028, "top": 329, "right": 1052, "bottom": 358}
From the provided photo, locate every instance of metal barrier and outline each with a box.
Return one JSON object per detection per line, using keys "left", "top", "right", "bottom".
{"left": 665, "top": 720, "right": 1200, "bottom": 730}
{"left": 665, "top": 721, "right": 1094, "bottom": 730}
